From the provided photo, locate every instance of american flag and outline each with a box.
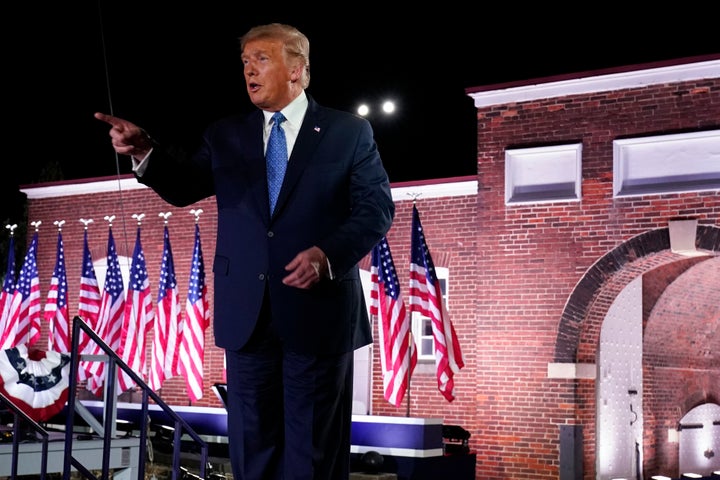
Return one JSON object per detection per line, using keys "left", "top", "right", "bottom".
{"left": 370, "top": 236, "right": 416, "bottom": 407}
{"left": 84, "top": 228, "right": 125, "bottom": 395}
{"left": 178, "top": 223, "right": 210, "bottom": 401}
{"left": 0, "top": 234, "right": 17, "bottom": 341}
{"left": 78, "top": 229, "right": 102, "bottom": 331}
{"left": 117, "top": 227, "right": 154, "bottom": 392}
{"left": 44, "top": 230, "right": 70, "bottom": 352}
{"left": 76, "top": 228, "right": 102, "bottom": 384}
{"left": 149, "top": 225, "right": 181, "bottom": 391}
{"left": 1, "top": 231, "right": 41, "bottom": 349}
{"left": 408, "top": 204, "right": 464, "bottom": 402}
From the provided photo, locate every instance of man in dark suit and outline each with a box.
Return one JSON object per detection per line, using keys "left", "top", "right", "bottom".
{"left": 95, "top": 22, "right": 394, "bottom": 480}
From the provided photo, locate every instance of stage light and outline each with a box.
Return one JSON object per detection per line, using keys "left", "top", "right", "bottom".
{"left": 152, "top": 423, "right": 175, "bottom": 454}
{"left": 680, "top": 474, "right": 702, "bottom": 479}
{"left": 382, "top": 101, "right": 395, "bottom": 114}
{"left": 355, "top": 100, "right": 396, "bottom": 117}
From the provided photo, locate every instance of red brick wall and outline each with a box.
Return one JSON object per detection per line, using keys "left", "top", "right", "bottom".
{"left": 469, "top": 76, "right": 720, "bottom": 479}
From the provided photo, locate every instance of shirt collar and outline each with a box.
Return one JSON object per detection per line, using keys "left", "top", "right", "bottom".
{"left": 263, "top": 90, "right": 308, "bottom": 129}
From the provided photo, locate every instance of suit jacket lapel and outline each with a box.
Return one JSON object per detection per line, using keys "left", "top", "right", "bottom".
{"left": 243, "top": 110, "right": 273, "bottom": 222}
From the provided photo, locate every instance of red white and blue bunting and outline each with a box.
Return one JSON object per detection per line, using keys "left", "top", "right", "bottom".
{"left": 0, "top": 345, "right": 71, "bottom": 422}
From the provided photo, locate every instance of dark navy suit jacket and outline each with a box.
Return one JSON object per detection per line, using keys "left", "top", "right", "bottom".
{"left": 137, "top": 95, "right": 395, "bottom": 355}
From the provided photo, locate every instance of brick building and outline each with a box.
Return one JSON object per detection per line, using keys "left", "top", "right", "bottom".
{"left": 16, "top": 54, "right": 720, "bottom": 479}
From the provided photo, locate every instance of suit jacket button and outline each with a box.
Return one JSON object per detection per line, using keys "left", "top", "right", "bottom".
{"left": 258, "top": 273, "right": 265, "bottom": 281}
{"left": 267, "top": 231, "right": 274, "bottom": 237}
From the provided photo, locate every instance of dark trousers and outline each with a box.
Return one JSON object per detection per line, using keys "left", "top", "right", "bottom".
{"left": 225, "top": 300, "right": 354, "bottom": 480}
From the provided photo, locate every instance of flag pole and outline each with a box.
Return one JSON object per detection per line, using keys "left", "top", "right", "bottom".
{"left": 405, "top": 332, "right": 412, "bottom": 417}
{"left": 405, "top": 192, "right": 421, "bottom": 418}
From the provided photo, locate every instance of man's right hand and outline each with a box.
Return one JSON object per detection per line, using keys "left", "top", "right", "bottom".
{"left": 94, "top": 112, "right": 153, "bottom": 160}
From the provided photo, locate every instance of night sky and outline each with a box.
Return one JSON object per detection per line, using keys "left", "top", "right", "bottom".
{"left": 3, "top": 2, "right": 717, "bottom": 225}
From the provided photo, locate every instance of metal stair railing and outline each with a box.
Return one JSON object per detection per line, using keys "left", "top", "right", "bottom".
{"left": 0, "top": 389, "right": 51, "bottom": 480}
{"left": 64, "top": 315, "right": 209, "bottom": 480}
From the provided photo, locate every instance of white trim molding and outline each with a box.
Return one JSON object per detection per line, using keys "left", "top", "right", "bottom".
{"left": 468, "top": 58, "right": 720, "bottom": 108}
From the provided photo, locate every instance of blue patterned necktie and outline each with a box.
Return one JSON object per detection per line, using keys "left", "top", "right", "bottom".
{"left": 266, "top": 111, "right": 288, "bottom": 214}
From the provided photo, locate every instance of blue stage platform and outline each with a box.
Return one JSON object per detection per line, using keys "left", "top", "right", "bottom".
{"left": 51, "top": 401, "right": 477, "bottom": 480}
{"left": 67, "top": 401, "right": 447, "bottom": 458}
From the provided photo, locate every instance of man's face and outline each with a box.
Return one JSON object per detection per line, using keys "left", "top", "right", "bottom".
{"left": 242, "top": 38, "right": 294, "bottom": 111}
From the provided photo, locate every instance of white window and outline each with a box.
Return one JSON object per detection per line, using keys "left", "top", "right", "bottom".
{"left": 412, "top": 266, "right": 449, "bottom": 362}
{"left": 505, "top": 143, "right": 582, "bottom": 205}
{"left": 613, "top": 130, "right": 720, "bottom": 197}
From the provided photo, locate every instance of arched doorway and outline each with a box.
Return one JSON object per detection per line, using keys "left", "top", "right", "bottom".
{"left": 554, "top": 225, "right": 720, "bottom": 479}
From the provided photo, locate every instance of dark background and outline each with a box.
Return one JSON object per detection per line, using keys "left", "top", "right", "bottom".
{"left": 3, "top": 2, "right": 718, "bottom": 226}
